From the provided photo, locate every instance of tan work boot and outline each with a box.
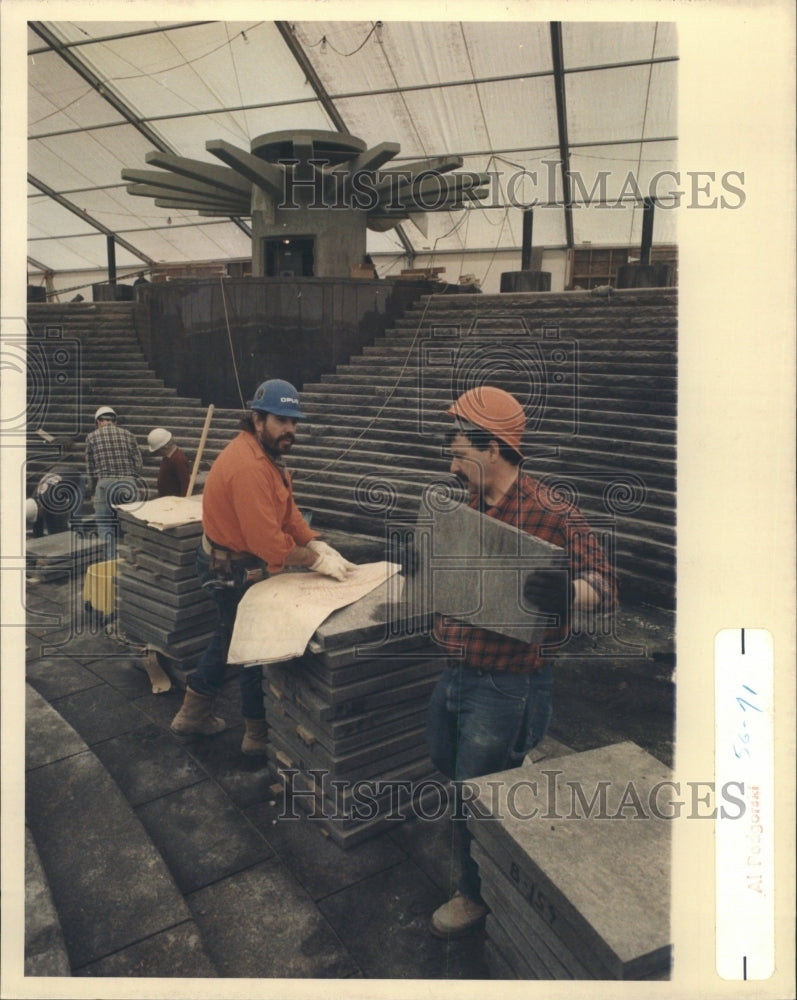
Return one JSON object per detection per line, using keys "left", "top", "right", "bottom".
{"left": 170, "top": 688, "right": 226, "bottom": 738}
{"left": 429, "top": 892, "right": 489, "bottom": 938}
{"left": 241, "top": 717, "right": 269, "bottom": 756}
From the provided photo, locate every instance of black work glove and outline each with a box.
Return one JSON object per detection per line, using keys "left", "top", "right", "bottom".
{"left": 523, "top": 569, "right": 574, "bottom": 621}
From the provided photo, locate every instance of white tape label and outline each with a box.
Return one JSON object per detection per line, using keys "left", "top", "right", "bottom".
{"left": 715, "top": 628, "right": 774, "bottom": 980}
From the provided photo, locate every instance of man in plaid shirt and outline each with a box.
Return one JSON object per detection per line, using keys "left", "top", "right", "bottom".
{"left": 427, "top": 386, "right": 617, "bottom": 939}
{"left": 85, "top": 405, "right": 143, "bottom": 556}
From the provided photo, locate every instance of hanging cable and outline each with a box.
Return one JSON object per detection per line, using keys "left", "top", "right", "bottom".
{"left": 218, "top": 274, "right": 247, "bottom": 410}
{"left": 630, "top": 23, "right": 659, "bottom": 244}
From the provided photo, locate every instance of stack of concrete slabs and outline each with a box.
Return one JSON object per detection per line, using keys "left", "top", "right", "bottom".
{"left": 116, "top": 510, "right": 215, "bottom": 683}
{"left": 260, "top": 580, "right": 445, "bottom": 848}
{"left": 27, "top": 528, "right": 107, "bottom": 584}
{"left": 467, "top": 741, "right": 672, "bottom": 980}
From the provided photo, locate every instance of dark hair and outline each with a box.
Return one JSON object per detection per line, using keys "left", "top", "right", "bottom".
{"left": 239, "top": 414, "right": 256, "bottom": 433}
{"left": 446, "top": 425, "right": 522, "bottom": 466}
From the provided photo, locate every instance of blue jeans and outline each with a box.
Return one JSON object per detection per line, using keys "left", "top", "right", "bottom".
{"left": 94, "top": 477, "right": 139, "bottom": 558}
{"left": 188, "top": 544, "right": 266, "bottom": 719}
{"left": 426, "top": 663, "right": 553, "bottom": 902}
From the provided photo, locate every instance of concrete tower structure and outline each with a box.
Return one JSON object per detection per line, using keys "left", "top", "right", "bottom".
{"left": 122, "top": 130, "right": 490, "bottom": 278}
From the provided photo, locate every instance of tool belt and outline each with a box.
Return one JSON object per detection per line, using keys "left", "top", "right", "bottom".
{"left": 201, "top": 533, "right": 266, "bottom": 588}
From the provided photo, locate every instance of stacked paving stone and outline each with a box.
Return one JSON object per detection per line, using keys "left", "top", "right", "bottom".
{"left": 467, "top": 741, "right": 672, "bottom": 980}
{"left": 26, "top": 529, "right": 107, "bottom": 585}
{"left": 261, "top": 579, "right": 445, "bottom": 848}
{"left": 115, "top": 509, "right": 215, "bottom": 684}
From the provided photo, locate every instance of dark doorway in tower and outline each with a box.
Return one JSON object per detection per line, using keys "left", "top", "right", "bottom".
{"left": 264, "top": 236, "right": 315, "bottom": 277}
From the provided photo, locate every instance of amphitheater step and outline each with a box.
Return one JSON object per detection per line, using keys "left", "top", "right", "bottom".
{"left": 25, "top": 684, "right": 219, "bottom": 976}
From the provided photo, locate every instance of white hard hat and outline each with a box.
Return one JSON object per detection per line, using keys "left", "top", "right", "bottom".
{"left": 95, "top": 405, "right": 116, "bottom": 421}
{"left": 147, "top": 427, "right": 172, "bottom": 452}
{"left": 25, "top": 498, "right": 39, "bottom": 524}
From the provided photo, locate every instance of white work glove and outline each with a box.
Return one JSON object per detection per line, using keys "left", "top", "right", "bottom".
{"left": 307, "top": 539, "right": 356, "bottom": 581}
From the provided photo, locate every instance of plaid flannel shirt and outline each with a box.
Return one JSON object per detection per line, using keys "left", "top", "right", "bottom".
{"left": 433, "top": 473, "right": 618, "bottom": 674}
{"left": 85, "top": 424, "right": 143, "bottom": 491}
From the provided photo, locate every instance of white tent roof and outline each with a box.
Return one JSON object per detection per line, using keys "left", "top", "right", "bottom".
{"left": 26, "top": 17, "right": 679, "bottom": 272}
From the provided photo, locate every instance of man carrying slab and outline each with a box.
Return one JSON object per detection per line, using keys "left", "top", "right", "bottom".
{"left": 426, "top": 385, "right": 618, "bottom": 938}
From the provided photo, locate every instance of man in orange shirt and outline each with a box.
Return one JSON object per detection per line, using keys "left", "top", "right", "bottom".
{"left": 171, "top": 379, "right": 355, "bottom": 754}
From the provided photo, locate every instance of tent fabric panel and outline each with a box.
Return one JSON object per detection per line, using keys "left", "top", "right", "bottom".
{"left": 28, "top": 196, "right": 100, "bottom": 238}
{"left": 126, "top": 222, "right": 252, "bottom": 263}
{"left": 30, "top": 126, "right": 166, "bottom": 191}
{"left": 28, "top": 49, "right": 127, "bottom": 133}
{"left": 56, "top": 186, "right": 198, "bottom": 235}
{"left": 292, "top": 22, "right": 398, "bottom": 94}
{"left": 37, "top": 21, "right": 190, "bottom": 46}
{"left": 460, "top": 21, "right": 553, "bottom": 77}
{"left": 565, "top": 64, "right": 667, "bottom": 145}
{"left": 471, "top": 77, "right": 560, "bottom": 152}
{"left": 568, "top": 140, "right": 679, "bottom": 205}
{"left": 28, "top": 234, "right": 141, "bottom": 272}
{"left": 60, "top": 21, "right": 317, "bottom": 121}
{"left": 562, "top": 22, "right": 675, "bottom": 67}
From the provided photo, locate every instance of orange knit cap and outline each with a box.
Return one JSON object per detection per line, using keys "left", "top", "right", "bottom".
{"left": 447, "top": 386, "right": 526, "bottom": 457}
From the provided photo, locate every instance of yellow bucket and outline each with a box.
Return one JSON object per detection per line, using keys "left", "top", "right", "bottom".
{"left": 83, "top": 559, "right": 120, "bottom": 614}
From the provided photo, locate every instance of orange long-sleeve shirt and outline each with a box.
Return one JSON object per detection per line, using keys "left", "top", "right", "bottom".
{"left": 201, "top": 430, "right": 318, "bottom": 573}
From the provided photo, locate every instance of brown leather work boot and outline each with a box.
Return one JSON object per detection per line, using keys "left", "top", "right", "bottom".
{"left": 241, "top": 717, "right": 269, "bottom": 756}
{"left": 170, "top": 688, "right": 226, "bottom": 738}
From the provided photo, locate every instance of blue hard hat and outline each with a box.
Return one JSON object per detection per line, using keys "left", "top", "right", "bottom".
{"left": 247, "top": 379, "right": 306, "bottom": 419}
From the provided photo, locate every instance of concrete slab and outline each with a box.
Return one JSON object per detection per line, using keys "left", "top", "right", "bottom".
{"left": 186, "top": 858, "right": 359, "bottom": 978}
{"left": 25, "top": 684, "right": 87, "bottom": 770}
{"left": 24, "top": 827, "right": 71, "bottom": 976}
{"left": 484, "top": 914, "right": 538, "bottom": 979}
{"left": 81, "top": 654, "right": 160, "bottom": 699}
{"left": 91, "top": 723, "right": 207, "bottom": 807}
{"left": 316, "top": 859, "right": 490, "bottom": 979}
{"left": 417, "top": 496, "right": 567, "bottom": 642}
{"left": 306, "top": 629, "right": 436, "bottom": 671}
{"left": 266, "top": 664, "right": 439, "bottom": 723}
{"left": 121, "top": 548, "right": 198, "bottom": 580}
{"left": 118, "top": 574, "right": 211, "bottom": 610}
{"left": 483, "top": 929, "right": 523, "bottom": 980}
{"left": 299, "top": 656, "right": 442, "bottom": 707}
{"left": 311, "top": 578, "right": 426, "bottom": 650}
{"left": 274, "top": 692, "right": 428, "bottom": 755}
{"left": 25, "top": 752, "right": 189, "bottom": 969}
{"left": 48, "top": 684, "right": 149, "bottom": 745}
{"left": 467, "top": 742, "right": 673, "bottom": 979}
{"left": 180, "top": 726, "right": 275, "bottom": 810}
{"left": 386, "top": 808, "right": 458, "bottom": 897}
{"left": 472, "top": 840, "right": 596, "bottom": 978}
{"left": 76, "top": 920, "right": 218, "bottom": 977}
{"left": 245, "top": 797, "right": 406, "bottom": 901}
{"left": 135, "top": 779, "right": 273, "bottom": 893}
{"left": 25, "top": 654, "right": 104, "bottom": 702}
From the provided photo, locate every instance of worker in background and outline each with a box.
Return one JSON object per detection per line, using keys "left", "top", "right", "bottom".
{"left": 85, "top": 405, "right": 143, "bottom": 558}
{"left": 133, "top": 271, "right": 149, "bottom": 286}
{"left": 170, "top": 378, "right": 356, "bottom": 756}
{"left": 30, "top": 467, "right": 85, "bottom": 536}
{"left": 147, "top": 427, "right": 190, "bottom": 497}
{"left": 426, "top": 386, "right": 617, "bottom": 939}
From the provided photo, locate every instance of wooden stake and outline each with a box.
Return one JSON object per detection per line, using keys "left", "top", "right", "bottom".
{"left": 186, "top": 403, "right": 214, "bottom": 497}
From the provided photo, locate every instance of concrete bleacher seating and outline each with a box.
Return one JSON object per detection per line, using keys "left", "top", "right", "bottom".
{"left": 27, "top": 288, "right": 676, "bottom": 615}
